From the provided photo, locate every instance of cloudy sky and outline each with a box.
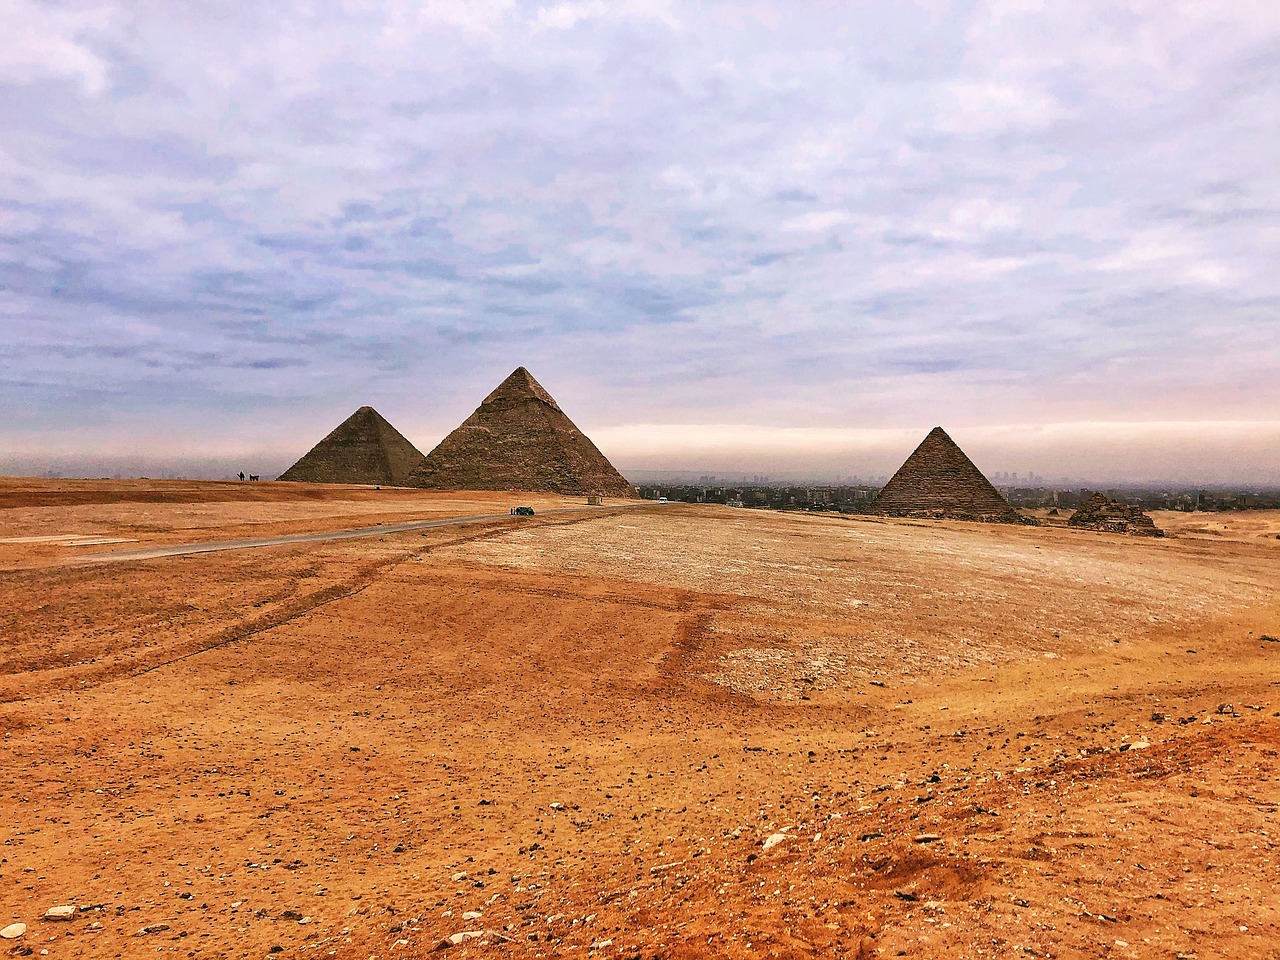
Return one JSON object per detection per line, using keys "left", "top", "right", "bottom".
{"left": 2, "top": 0, "right": 1278, "bottom": 482}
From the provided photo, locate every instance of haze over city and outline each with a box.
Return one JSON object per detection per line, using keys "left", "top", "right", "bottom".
{"left": 2, "top": 1, "right": 1277, "bottom": 482}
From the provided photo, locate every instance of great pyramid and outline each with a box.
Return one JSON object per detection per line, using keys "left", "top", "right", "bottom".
{"left": 870, "top": 426, "right": 1035, "bottom": 525}
{"left": 1068, "top": 492, "right": 1163, "bottom": 537}
{"left": 278, "top": 406, "right": 425, "bottom": 486}
{"left": 406, "top": 367, "right": 636, "bottom": 498}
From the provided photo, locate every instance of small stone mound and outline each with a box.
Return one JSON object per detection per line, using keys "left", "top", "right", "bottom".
{"left": 1068, "top": 492, "right": 1163, "bottom": 537}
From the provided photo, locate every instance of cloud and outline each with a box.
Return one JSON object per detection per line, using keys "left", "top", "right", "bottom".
{"left": 0, "top": 1, "right": 1277, "bottom": 480}
{"left": 0, "top": 1, "right": 113, "bottom": 95}
{"left": 779, "top": 210, "right": 852, "bottom": 233}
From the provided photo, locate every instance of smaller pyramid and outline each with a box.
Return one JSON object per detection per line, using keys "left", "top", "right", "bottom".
{"left": 407, "top": 367, "right": 635, "bottom": 497}
{"left": 1068, "top": 492, "right": 1163, "bottom": 537}
{"left": 278, "top": 406, "right": 425, "bottom": 486}
{"left": 871, "top": 427, "right": 1035, "bottom": 525}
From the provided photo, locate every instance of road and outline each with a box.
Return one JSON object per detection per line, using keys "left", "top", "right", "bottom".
{"left": 77, "top": 504, "right": 644, "bottom": 563}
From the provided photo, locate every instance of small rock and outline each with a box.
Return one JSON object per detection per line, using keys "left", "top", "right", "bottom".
{"left": 893, "top": 889, "right": 919, "bottom": 902}
{"left": 0, "top": 923, "right": 26, "bottom": 939}
{"left": 436, "top": 930, "right": 483, "bottom": 949}
{"left": 648, "top": 860, "right": 686, "bottom": 874}
{"left": 859, "top": 831, "right": 884, "bottom": 842}
{"left": 134, "top": 923, "right": 170, "bottom": 937}
{"left": 591, "top": 939, "right": 614, "bottom": 950}
{"left": 43, "top": 906, "right": 75, "bottom": 921}
{"left": 761, "top": 833, "right": 787, "bottom": 851}
{"left": 549, "top": 802, "right": 564, "bottom": 810}
{"left": 462, "top": 911, "right": 482, "bottom": 921}
{"left": 913, "top": 833, "right": 942, "bottom": 844}
{"left": 1128, "top": 741, "right": 1150, "bottom": 751}
{"left": 451, "top": 871, "right": 468, "bottom": 882}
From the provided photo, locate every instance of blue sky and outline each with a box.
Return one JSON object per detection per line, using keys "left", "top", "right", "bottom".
{"left": 2, "top": 1, "right": 1278, "bottom": 481}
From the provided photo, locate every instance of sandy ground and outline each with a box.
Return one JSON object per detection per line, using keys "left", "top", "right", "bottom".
{"left": 1, "top": 482, "right": 1277, "bottom": 959}
{"left": 0, "top": 479, "right": 585, "bottom": 569}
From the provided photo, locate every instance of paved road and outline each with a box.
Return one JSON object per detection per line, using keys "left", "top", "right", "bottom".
{"left": 77, "top": 505, "right": 642, "bottom": 564}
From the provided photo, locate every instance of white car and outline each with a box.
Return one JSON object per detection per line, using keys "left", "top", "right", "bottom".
{"left": 657, "top": 497, "right": 668, "bottom": 504}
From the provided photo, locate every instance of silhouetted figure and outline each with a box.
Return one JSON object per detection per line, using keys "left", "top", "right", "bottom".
{"left": 238, "top": 471, "right": 245, "bottom": 481}
{"left": 249, "top": 474, "right": 259, "bottom": 481}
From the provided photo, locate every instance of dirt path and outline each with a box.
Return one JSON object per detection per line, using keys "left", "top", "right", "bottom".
{"left": 76, "top": 504, "right": 646, "bottom": 563}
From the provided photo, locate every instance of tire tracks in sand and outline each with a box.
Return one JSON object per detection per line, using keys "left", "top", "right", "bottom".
{"left": 0, "top": 511, "right": 636, "bottom": 704}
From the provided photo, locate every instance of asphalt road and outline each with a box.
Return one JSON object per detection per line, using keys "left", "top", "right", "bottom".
{"left": 77, "top": 504, "right": 644, "bottom": 564}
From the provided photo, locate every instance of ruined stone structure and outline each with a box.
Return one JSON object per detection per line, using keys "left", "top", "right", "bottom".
{"left": 407, "top": 367, "right": 636, "bottom": 498}
{"left": 278, "top": 406, "right": 425, "bottom": 486}
{"left": 870, "top": 426, "right": 1034, "bottom": 525}
{"left": 1068, "top": 492, "right": 1164, "bottom": 537}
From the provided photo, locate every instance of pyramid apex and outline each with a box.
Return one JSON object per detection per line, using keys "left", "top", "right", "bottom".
{"left": 483, "top": 366, "right": 559, "bottom": 408}
{"left": 344, "top": 404, "right": 391, "bottom": 427}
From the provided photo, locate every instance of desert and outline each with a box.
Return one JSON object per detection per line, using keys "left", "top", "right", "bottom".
{"left": 7, "top": 4, "right": 1280, "bottom": 958}
{"left": 2, "top": 478, "right": 1277, "bottom": 959}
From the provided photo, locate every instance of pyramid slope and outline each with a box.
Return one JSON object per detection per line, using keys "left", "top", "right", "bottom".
{"left": 871, "top": 427, "right": 1033, "bottom": 525}
{"left": 278, "top": 406, "right": 426, "bottom": 486}
{"left": 407, "top": 367, "right": 636, "bottom": 498}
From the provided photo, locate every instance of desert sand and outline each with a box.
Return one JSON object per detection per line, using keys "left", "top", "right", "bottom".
{"left": 1, "top": 480, "right": 1277, "bottom": 959}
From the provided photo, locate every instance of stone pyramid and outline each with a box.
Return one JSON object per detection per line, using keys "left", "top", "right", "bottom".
{"left": 278, "top": 406, "right": 426, "bottom": 486}
{"left": 1068, "top": 492, "right": 1163, "bottom": 537}
{"left": 871, "top": 426, "right": 1034, "bottom": 525}
{"left": 406, "top": 367, "right": 635, "bottom": 497}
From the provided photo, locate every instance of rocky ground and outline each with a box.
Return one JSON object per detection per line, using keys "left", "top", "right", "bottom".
{"left": 1, "top": 481, "right": 1277, "bottom": 959}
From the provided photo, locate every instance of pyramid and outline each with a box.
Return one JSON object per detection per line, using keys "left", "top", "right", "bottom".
{"left": 406, "top": 367, "right": 636, "bottom": 497}
{"left": 278, "top": 406, "right": 426, "bottom": 486}
{"left": 1068, "top": 492, "right": 1163, "bottom": 537}
{"left": 870, "top": 426, "right": 1035, "bottom": 525}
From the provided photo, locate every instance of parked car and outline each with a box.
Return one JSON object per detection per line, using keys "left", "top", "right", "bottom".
{"left": 510, "top": 506, "right": 535, "bottom": 516}
{"left": 657, "top": 497, "right": 668, "bottom": 504}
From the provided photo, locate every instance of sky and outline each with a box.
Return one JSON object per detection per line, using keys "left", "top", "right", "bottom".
{"left": 2, "top": 0, "right": 1278, "bottom": 483}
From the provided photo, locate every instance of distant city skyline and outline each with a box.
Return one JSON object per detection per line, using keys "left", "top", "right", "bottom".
{"left": 5, "top": 415, "right": 1279, "bottom": 488}
{"left": 2, "top": 3, "right": 1278, "bottom": 482}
